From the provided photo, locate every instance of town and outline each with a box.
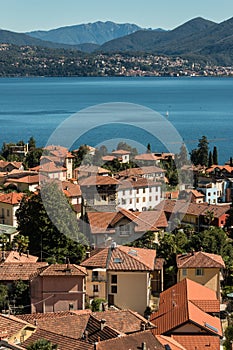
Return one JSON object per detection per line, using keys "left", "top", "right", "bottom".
{"left": 0, "top": 136, "right": 232, "bottom": 349}
{"left": 1, "top": 44, "right": 233, "bottom": 77}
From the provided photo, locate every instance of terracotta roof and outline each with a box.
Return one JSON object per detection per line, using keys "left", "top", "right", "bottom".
{"left": 61, "top": 181, "right": 81, "bottom": 197}
{"left": 87, "top": 208, "right": 168, "bottom": 235}
{"left": 96, "top": 330, "right": 164, "bottom": 350}
{"left": 156, "top": 335, "right": 186, "bottom": 350}
{"left": 0, "top": 250, "right": 38, "bottom": 263}
{"left": 38, "top": 161, "right": 66, "bottom": 173}
{"left": 81, "top": 245, "right": 156, "bottom": 271}
{"left": 92, "top": 309, "right": 153, "bottom": 334}
{"left": 118, "top": 166, "right": 165, "bottom": 177}
{"left": 118, "top": 177, "right": 161, "bottom": 189}
{"left": 187, "top": 189, "right": 205, "bottom": 198}
{"left": 0, "top": 192, "right": 24, "bottom": 205}
{"left": 0, "top": 262, "right": 48, "bottom": 280}
{"left": 6, "top": 175, "right": 39, "bottom": 184}
{"left": 18, "top": 310, "right": 91, "bottom": 323}
{"left": 150, "top": 279, "right": 222, "bottom": 337}
{"left": 156, "top": 199, "right": 230, "bottom": 219}
{"left": 76, "top": 165, "right": 110, "bottom": 175}
{"left": 102, "top": 155, "right": 116, "bottom": 162}
{"left": 172, "top": 335, "right": 220, "bottom": 350}
{"left": 134, "top": 153, "right": 160, "bottom": 161}
{"left": 21, "top": 328, "right": 93, "bottom": 350}
{"left": 80, "top": 248, "right": 109, "bottom": 268}
{"left": 206, "top": 165, "right": 233, "bottom": 174}
{"left": 85, "top": 315, "right": 121, "bottom": 343}
{"left": 111, "top": 149, "right": 130, "bottom": 155}
{"left": 79, "top": 175, "right": 119, "bottom": 186}
{"left": 177, "top": 251, "right": 225, "bottom": 269}
{"left": 0, "top": 160, "right": 22, "bottom": 170}
{"left": 0, "top": 314, "right": 35, "bottom": 339}
{"left": 38, "top": 264, "right": 86, "bottom": 276}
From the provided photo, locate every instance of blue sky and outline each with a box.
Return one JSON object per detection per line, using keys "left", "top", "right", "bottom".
{"left": 1, "top": 0, "right": 233, "bottom": 32}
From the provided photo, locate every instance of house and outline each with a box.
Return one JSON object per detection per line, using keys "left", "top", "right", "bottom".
{"left": 0, "top": 314, "right": 35, "bottom": 346}
{"left": 197, "top": 180, "right": 219, "bottom": 204}
{"left": 150, "top": 278, "right": 222, "bottom": 347}
{"left": 79, "top": 175, "right": 119, "bottom": 213}
{"left": 81, "top": 245, "right": 164, "bottom": 315}
{"left": 134, "top": 153, "right": 161, "bottom": 166}
{"left": 179, "top": 189, "right": 205, "bottom": 204}
{"left": 85, "top": 207, "right": 168, "bottom": 247}
{"left": 117, "top": 165, "right": 165, "bottom": 182}
{"left": 5, "top": 174, "right": 39, "bottom": 193}
{"left": 61, "top": 181, "right": 82, "bottom": 217}
{"left": 155, "top": 199, "right": 230, "bottom": 231}
{"left": 74, "top": 165, "right": 110, "bottom": 180}
{"left": 0, "top": 192, "right": 24, "bottom": 227}
{"left": 117, "top": 177, "right": 162, "bottom": 211}
{"left": 111, "top": 149, "right": 130, "bottom": 163}
{"left": 176, "top": 251, "right": 225, "bottom": 300}
{"left": 0, "top": 160, "right": 23, "bottom": 173}
{"left": 30, "top": 263, "right": 87, "bottom": 313}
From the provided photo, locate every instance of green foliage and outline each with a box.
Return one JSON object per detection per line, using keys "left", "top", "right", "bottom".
{"left": 16, "top": 182, "right": 87, "bottom": 263}
{"left": 0, "top": 284, "right": 8, "bottom": 311}
{"left": 11, "top": 234, "right": 29, "bottom": 253}
{"left": 224, "top": 324, "right": 233, "bottom": 350}
{"left": 28, "top": 136, "right": 36, "bottom": 150}
{"left": 190, "top": 136, "right": 209, "bottom": 166}
{"left": 73, "top": 145, "right": 90, "bottom": 168}
{"left": 129, "top": 231, "right": 158, "bottom": 249}
{"left": 25, "top": 148, "right": 43, "bottom": 168}
{"left": 26, "top": 339, "right": 58, "bottom": 350}
{"left": 91, "top": 298, "right": 106, "bottom": 312}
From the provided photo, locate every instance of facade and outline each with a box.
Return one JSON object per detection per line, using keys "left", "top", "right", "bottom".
{"left": 30, "top": 264, "right": 87, "bottom": 313}
{"left": 176, "top": 251, "right": 225, "bottom": 299}
{"left": 0, "top": 192, "right": 24, "bottom": 226}
{"left": 5, "top": 174, "right": 39, "bottom": 193}
{"left": 111, "top": 150, "right": 130, "bottom": 163}
{"left": 86, "top": 207, "right": 168, "bottom": 247}
{"left": 118, "top": 177, "right": 162, "bottom": 211}
{"left": 61, "top": 181, "right": 82, "bottom": 217}
{"left": 80, "top": 175, "right": 119, "bottom": 213}
{"left": 81, "top": 245, "right": 164, "bottom": 315}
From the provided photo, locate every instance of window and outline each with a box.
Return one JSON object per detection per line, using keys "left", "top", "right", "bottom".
{"left": 1, "top": 208, "right": 4, "bottom": 217}
{"left": 143, "top": 197, "right": 146, "bottom": 202}
{"left": 182, "top": 269, "right": 187, "bottom": 276}
{"left": 92, "top": 271, "right": 99, "bottom": 281}
{"left": 111, "top": 285, "right": 117, "bottom": 294}
{"left": 149, "top": 196, "right": 152, "bottom": 202}
{"left": 69, "top": 303, "right": 74, "bottom": 310}
{"left": 136, "top": 189, "right": 139, "bottom": 194}
{"left": 93, "top": 285, "right": 99, "bottom": 293}
{"left": 136, "top": 198, "right": 139, "bottom": 203}
{"left": 111, "top": 275, "right": 117, "bottom": 284}
{"left": 7, "top": 209, "right": 10, "bottom": 217}
{"left": 155, "top": 195, "right": 158, "bottom": 201}
{"left": 196, "top": 268, "right": 204, "bottom": 276}
{"left": 129, "top": 198, "right": 132, "bottom": 204}
{"left": 143, "top": 188, "right": 146, "bottom": 193}
{"left": 123, "top": 190, "right": 125, "bottom": 196}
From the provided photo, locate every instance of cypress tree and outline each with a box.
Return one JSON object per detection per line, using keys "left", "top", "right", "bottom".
{"left": 213, "top": 146, "right": 218, "bottom": 165}
{"left": 208, "top": 151, "right": 213, "bottom": 167}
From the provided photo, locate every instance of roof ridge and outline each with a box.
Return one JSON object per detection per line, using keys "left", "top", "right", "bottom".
{"left": 117, "top": 246, "right": 153, "bottom": 270}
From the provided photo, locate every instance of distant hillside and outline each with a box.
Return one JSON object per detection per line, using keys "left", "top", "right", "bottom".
{"left": 27, "top": 21, "right": 143, "bottom": 46}
{"left": 98, "top": 17, "right": 233, "bottom": 65}
{"left": 0, "top": 29, "right": 82, "bottom": 50}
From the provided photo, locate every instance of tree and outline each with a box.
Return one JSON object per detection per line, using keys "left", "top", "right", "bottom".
{"left": 190, "top": 136, "right": 209, "bottom": 166}
{"left": 25, "top": 148, "right": 43, "bottom": 169}
{"left": 16, "top": 182, "right": 87, "bottom": 263}
{"left": 213, "top": 146, "right": 218, "bottom": 165}
{"left": 147, "top": 143, "right": 151, "bottom": 153}
{"left": 28, "top": 136, "right": 36, "bottom": 151}
{"left": 26, "top": 339, "right": 57, "bottom": 350}
{"left": 208, "top": 151, "right": 213, "bottom": 167}
{"left": 224, "top": 324, "right": 233, "bottom": 350}
{"left": 0, "top": 284, "right": 8, "bottom": 312}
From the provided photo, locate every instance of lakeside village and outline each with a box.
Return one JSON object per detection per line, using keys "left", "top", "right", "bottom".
{"left": 1, "top": 137, "right": 233, "bottom": 349}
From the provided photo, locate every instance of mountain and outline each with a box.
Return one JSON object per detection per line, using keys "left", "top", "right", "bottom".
{"left": 0, "top": 28, "right": 83, "bottom": 50}
{"left": 27, "top": 21, "right": 143, "bottom": 46}
{"left": 99, "top": 17, "right": 217, "bottom": 53}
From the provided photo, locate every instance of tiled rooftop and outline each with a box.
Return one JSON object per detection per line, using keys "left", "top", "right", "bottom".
{"left": 172, "top": 335, "right": 220, "bottom": 350}
{"left": 0, "top": 192, "right": 24, "bottom": 205}
{"left": 79, "top": 175, "right": 119, "bottom": 186}
{"left": 0, "top": 314, "right": 35, "bottom": 339}
{"left": 0, "top": 262, "right": 48, "bottom": 280}
{"left": 177, "top": 251, "right": 225, "bottom": 269}
{"left": 38, "top": 264, "right": 87, "bottom": 276}
{"left": 0, "top": 250, "right": 38, "bottom": 263}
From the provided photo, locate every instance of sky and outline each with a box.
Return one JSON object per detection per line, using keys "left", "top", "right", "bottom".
{"left": 0, "top": 0, "right": 233, "bottom": 32}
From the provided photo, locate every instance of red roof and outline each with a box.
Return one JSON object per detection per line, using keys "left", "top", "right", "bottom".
{"left": 79, "top": 175, "right": 119, "bottom": 186}
{"left": 177, "top": 251, "right": 225, "bottom": 269}
{"left": 150, "top": 278, "right": 222, "bottom": 337}
{"left": 0, "top": 192, "right": 24, "bottom": 205}
{"left": 172, "top": 335, "right": 220, "bottom": 350}
{"left": 38, "top": 264, "right": 87, "bottom": 276}
{"left": 134, "top": 153, "right": 160, "bottom": 161}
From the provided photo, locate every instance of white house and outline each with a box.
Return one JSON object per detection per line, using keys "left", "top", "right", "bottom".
{"left": 117, "top": 177, "right": 162, "bottom": 211}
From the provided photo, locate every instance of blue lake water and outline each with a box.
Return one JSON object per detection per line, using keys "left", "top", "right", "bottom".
{"left": 0, "top": 76, "right": 233, "bottom": 163}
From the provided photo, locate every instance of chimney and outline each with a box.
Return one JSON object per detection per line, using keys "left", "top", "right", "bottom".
{"left": 84, "top": 330, "right": 88, "bottom": 342}
{"left": 141, "top": 321, "right": 146, "bottom": 331}
{"left": 27, "top": 250, "right": 29, "bottom": 258}
{"left": 100, "top": 319, "right": 106, "bottom": 331}
{"left": 86, "top": 251, "right": 90, "bottom": 259}
{"left": 142, "top": 342, "right": 147, "bottom": 350}
{"left": 2, "top": 251, "right": 5, "bottom": 261}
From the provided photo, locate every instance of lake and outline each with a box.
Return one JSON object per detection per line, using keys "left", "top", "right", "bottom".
{"left": 0, "top": 77, "right": 233, "bottom": 163}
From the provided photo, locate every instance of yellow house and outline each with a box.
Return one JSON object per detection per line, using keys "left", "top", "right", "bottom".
{"left": 176, "top": 251, "right": 225, "bottom": 300}
{"left": 0, "top": 193, "right": 24, "bottom": 227}
{"left": 81, "top": 245, "right": 164, "bottom": 315}
{"left": 0, "top": 314, "right": 35, "bottom": 345}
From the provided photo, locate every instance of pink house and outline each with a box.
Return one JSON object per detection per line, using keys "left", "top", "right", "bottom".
{"left": 30, "top": 264, "right": 87, "bottom": 313}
